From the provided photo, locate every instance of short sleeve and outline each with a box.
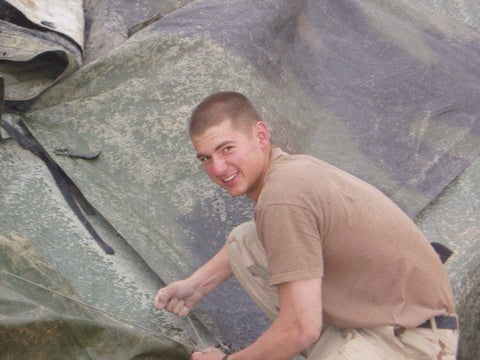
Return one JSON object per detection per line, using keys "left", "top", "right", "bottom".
{"left": 255, "top": 203, "right": 324, "bottom": 285}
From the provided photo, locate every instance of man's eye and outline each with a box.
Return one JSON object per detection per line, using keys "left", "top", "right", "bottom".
{"left": 223, "top": 146, "right": 233, "bottom": 153}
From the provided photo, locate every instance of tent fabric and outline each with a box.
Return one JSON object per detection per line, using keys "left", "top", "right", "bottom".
{"left": 0, "top": 0, "right": 193, "bottom": 106}
{"left": 82, "top": 0, "right": 192, "bottom": 65}
{"left": 0, "top": 233, "right": 189, "bottom": 359}
{"left": 415, "top": 155, "right": 480, "bottom": 360}
{"left": 0, "top": 0, "right": 82, "bottom": 105}
{"left": 24, "top": 0, "right": 480, "bottom": 216}
{"left": 1, "top": 0, "right": 480, "bottom": 358}
{"left": 5, "top": 0, "right": 84, "bottom": 47}
{"left": 0, "top": 131, "right": 217, "bottom": 358}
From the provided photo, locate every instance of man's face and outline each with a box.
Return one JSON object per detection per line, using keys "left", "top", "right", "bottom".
{"left": 192, "top": 119, "right": 269, "bottom": 200}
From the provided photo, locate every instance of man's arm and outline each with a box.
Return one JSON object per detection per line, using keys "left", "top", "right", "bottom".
{"left": 193, "top": 276, "right": 323, "bottom": 360}
{"left": 154, "top": 244, "right": 233, "bottom": 317}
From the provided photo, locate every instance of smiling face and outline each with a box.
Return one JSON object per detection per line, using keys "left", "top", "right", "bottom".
{"left": 192, "top": 119, "right": 271, "bottom": 200}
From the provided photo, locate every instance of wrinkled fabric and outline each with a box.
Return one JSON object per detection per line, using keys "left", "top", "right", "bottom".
{"left": 1, "top": 0, "right": 480, "bottom": 356}
{"left": 0, "top": 233, "right": 189, "bottom": 359}
{"left": 0, "top": 0, "right": 82, "bottom": 104}
{"left": 0, "top": 136, "right": 214, "bottom": 358}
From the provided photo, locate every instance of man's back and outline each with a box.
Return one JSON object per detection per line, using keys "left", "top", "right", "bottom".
{"left": 255, "top": 148, "right": 455, "bottom": 328}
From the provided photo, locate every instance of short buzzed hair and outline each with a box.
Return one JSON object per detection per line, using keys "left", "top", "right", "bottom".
{"left": 189, "top": 91, "right": 263, "bottom": 137}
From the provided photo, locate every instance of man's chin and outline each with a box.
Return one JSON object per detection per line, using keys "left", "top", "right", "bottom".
{"left": 224, "top": 187, "right": 246, "bottom": 197}
{"left": 227, "top": 191, "right": 244, "bottom": 197}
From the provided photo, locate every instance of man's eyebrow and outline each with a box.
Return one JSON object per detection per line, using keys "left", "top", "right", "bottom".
{"left": 215, "top": 141, "right": 232, "bottom": 151}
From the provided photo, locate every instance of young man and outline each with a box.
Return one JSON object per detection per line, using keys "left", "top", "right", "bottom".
{"left": 154, "top": 92, "right": 458, "bottom": 360}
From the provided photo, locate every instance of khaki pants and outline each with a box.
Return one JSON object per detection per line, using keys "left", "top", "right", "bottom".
{"left": 226, "top": 221, "right": 458, "bottom": 359}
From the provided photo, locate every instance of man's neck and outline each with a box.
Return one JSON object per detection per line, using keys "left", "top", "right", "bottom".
{"left": 247, "top": 144, "right": 274, "bottom": 201}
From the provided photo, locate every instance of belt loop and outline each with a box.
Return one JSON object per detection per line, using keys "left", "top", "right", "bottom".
{"left": 430, "top": 317, "right": 438, "bottom": 334}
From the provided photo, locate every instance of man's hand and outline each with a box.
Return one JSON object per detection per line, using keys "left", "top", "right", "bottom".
{"left": 154, "top": 279, "right": 203, "bottom": 317}
{"left": 154, "top": 245, "right": 233, "bottom": 317}
{"left": 191, "top": 347, "right": 226, "bottom": 360}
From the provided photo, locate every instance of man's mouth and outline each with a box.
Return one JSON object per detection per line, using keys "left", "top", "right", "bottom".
{"left": 222, "top": 171, "right": 238, "bottom": 183}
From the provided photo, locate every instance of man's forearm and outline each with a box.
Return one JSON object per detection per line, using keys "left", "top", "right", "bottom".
{"left": 228, "top": 316, "right": 320, "bottom": 360}
{"left": 226, "top": 278, "right": 323, "bottom": 360}
{"left": 190, "top": 245, "right": 233, "bottom": 296}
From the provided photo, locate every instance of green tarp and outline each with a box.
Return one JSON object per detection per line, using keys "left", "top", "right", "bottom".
{"left": 0, "top": 233, "right": 188, "bottom": 359}
{"left": 1, "top": 0, "right": 479, "bottom": 358}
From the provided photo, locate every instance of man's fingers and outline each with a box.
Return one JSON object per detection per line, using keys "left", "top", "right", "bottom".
{"left": 191, "top": 347, "right": 224, "bottom": 359}
{"left": 154, "top": 286, "right": 175, "bottom": 310}
{"left": 154, "top": 282, "right": 196, "bottom": 316}
{"left": 166, "top": 298, "right": 191, "bottom": 316}
{"left": 172, "top": 299, "right": 186, "bottom": 314}
{"left": 166, "top": 297, "right": 180, "bottom": 313}
{"left": 178, "top": 305, "right": 191, "bottom": 317}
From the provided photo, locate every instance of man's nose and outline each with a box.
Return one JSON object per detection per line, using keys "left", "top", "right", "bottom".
{"left": 211, "top": 157, "right": 228, "bottom": 175}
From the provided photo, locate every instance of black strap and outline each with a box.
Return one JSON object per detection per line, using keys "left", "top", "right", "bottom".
{"left": 2, "top": 120, "right": 114, "bottom": 255}
{"left": 430, "top": 242, "right": 453, "bottom": 264}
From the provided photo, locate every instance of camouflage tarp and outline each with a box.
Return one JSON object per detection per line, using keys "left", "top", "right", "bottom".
{"left": 0, "top": 232, "right": 189, "bottom": 359}
{"left": 1, "top": 0, "right": 479, "bottom": 358}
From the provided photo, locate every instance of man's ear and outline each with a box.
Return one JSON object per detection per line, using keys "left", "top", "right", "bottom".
{"left": 255, "top": 121, "right": 270, "bottom": 148}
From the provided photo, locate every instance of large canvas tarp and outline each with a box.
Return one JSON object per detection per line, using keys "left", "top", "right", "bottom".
{"left": 0, "top": 131, "right": 218, "bottom": 358}
{"left": 1, "top": 0, "right": 480, "bottom": 358}
{"left": 8, "top": 0, "right": 480, "bottom": 215}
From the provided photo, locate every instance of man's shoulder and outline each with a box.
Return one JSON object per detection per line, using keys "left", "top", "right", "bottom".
{"left": 259, "top": 150, "right": 328, "bottom": 206}
{"left": 270, "top": 148, "right": 326, "bottom": 172}
{"left": 267, "top": 149, "right": 332, "bottom": 185}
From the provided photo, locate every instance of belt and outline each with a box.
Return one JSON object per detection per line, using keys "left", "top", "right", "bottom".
{"left": 417, "top": 315, "right": 457, "bottom": 330}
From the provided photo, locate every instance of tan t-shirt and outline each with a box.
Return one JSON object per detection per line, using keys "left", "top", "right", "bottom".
{"left": 255, "top": 148, "right": 454, "bottom": 329}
